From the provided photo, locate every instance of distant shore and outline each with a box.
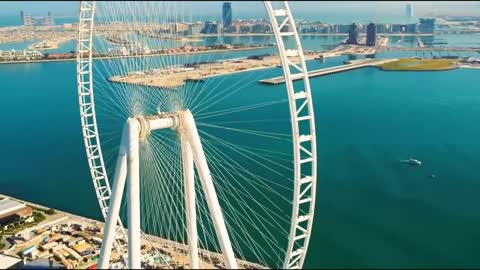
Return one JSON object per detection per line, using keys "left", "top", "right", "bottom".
{"left": 196, "top": 33, "right": 435, "bottom": 37}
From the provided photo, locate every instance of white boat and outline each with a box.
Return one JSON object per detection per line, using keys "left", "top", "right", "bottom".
{"left": 400, "top": 158, "right": 422, "bottom": 166}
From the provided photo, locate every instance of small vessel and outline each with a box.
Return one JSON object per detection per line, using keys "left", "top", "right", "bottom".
{"left": 400, "top": 158, "right": 422, "bottom": 166}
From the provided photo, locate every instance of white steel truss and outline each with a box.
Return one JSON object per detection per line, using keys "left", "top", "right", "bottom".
{"left": 265, "top": 1, "right": 317, "bottom": 269}
{"left": 77, "top": 1, "right": 129, "bottom": 265}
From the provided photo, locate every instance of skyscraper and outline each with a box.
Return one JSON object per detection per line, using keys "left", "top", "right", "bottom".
{"left": 366, "top": 23, "right": 377, "bottom": 46}
{"left": 20, "top": 11, "right": 33, "bottom": 26}
{"left": 45, "top": 11, "right": 54, "bottom": 26}
{"left": 418, "top": 18, "right": 435, "bottom": 34}
{"left": 201, "top": 21, "right": 219, "bottom": 34}
{"left": 405, "top": 3, "right": 413, "bottom": 18}
{"left": 345, "top": 23, "right": 359, "bottom": 45}
{"left": 222, "top": 2, "right": 232, "bottom": 30}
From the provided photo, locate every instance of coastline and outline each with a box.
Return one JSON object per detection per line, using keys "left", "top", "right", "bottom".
{"left": 0, "top": 193, "right": 266, "bottom": 269}
{"left": 0, "top": 45, "right": 275, "bottom": 65}
{"left": 27, "top": 37, "right": 74, "bottom": 51}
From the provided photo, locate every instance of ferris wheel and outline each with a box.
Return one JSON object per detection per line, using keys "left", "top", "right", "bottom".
{"left": 76, "top": 1, "right": 317, "bottom": 269}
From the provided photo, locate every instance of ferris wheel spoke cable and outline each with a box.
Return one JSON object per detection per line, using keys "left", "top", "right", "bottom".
{"left": 200, "top": 139, "right": 292, "bottom": 239}
{"left": 150, "top": 131, "right": 284, "bottom": 266}
{"left": 197, "top": 122, "right": 291, "bottom": 141}
{"left": 202, "top": 118, "right": 287, "bottom": 126}
{"left": 188, "top": 135, "right": 291, "bottom": 232}
{"left": 144, "top": 138, "right": 185, "bottom": 241}
{"left": 190, "top": 71, "right": 269, "bottom": 116}
{"left": 200, "top": 131, "right": 293, "bottom": 176}
{"left": 199, "top": 137, "right": 294, "bottom": 194}
{"left": 197, "top": 136, "right": 293, "bottom": 218}
{"left": 194, "top": 100, "right": 288, "bottom": 120}
{"left": 197, "top": 134, "right": 294, "bottom": 218}
{"left": 79, "top": 1, "right": 316, "bottom": 268}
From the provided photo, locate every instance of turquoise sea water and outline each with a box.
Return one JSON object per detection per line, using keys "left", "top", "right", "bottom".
{"left": 1, "top": 37, "right": 480, "bottom": 267}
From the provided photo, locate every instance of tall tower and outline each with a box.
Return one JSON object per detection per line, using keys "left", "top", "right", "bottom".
{"left": 20, "top": 10, "right": 33, "bottom": 26}
{"left": 346, "top": 23, "right": 359, "bottom": 45}
{"left": 45, "top": 11, "right": 54, "bottom": 26}
{"left": 418, "top": 18, "right": 435, "bottom": 34}
{"left": 222, "top": 2, "right": 232, "bottom": 30}
{"left": 366, "top": 22, "right": 377, "bottom": 46}
{"left": 405, "top": 3, "right": 414, "bottom": 18}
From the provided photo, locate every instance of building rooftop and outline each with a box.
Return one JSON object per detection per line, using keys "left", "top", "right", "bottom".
{"left": 0, "top": 198, "right": 26, "bottom": 217}
{"left": 0, "top": 254, "right": 23, "bottom": 269}
{"left": 19, "top": 258, "right": 63, "bottom": 269}
{"left": 72, "top": 242, "right": 94, "bottom": 253}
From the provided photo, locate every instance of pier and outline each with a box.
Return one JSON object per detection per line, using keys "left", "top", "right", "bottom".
{"left": 258, "top": 58, "right": 398, "bottom": 85}
{"left": 381, "top": 46, "right": 480, "bottom": 52}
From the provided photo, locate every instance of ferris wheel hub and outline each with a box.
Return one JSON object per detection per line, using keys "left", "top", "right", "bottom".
{"left": 136, "top": 116, "right": 150, "bottom": 141}
{"left": 135, "top": 111, "right": 185, "bottom": 141}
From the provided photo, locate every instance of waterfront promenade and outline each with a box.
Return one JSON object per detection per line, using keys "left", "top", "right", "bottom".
{"left": 0, "top": 193, "right": 265, "bottom": 269}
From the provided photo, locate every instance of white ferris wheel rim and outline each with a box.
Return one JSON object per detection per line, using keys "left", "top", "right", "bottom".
{"left": 76, "top": 1, "right": 317, "bottom": 268}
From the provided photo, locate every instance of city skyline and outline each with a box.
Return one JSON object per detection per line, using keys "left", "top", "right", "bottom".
{"left": 0, "top": 1, "right": 479, "bottom": 19}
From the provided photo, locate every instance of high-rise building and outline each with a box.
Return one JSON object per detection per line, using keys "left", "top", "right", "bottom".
{"left": 20, "top": 11, "right": 54, "bottom": 27}
{"left": 418, "top": 18, "right": 435, "bottom": 33}
{"left": 405, "top": 3, "right": 414, "bottom": 18}
{"left": 406, "top": 23, "right": 417, "bottom": 34}
{"left": 336, "top": 24, "right": 351, "bottom": 33}
{"left": 187, "top": 22, "right": 203, "bottom": 35}
{"left": 376, "top": 24, "right": 386, "bottom": 33}
{"left": 20, "top": 11, "right": 33, "bottom": 26}
{"left": 44, "top": 11, "right": 54, "bottom": 26}
{"left": 201, "top": 21, "right": 218, "bottom": 34}
{"left": 222, "top": 2, "right": 232, "bottom": 30}
{"left": 391, "top": 24, "right": 406, "bottom": 33}
{"left": 366, "top": 22, "right": 377, "bottom": 46}
{"left": 345, "top": 23, "right": 359, "bottom": 45}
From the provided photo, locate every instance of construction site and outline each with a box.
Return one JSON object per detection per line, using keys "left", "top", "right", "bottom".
{"left": 108, "top": 51, "right": 319, "bottom": 89}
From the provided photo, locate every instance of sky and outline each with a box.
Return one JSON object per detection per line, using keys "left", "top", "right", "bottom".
{"left": 0, "top": 1, "right": 479, "bottom": 21}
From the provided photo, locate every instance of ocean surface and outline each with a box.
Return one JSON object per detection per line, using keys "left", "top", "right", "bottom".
{"left": 0, "top": 15, "right": 76, "bottom": 27}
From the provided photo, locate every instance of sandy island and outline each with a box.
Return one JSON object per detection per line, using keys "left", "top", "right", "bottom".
{"left": 108, "top": 51, "right": 318, "bottom": 89}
